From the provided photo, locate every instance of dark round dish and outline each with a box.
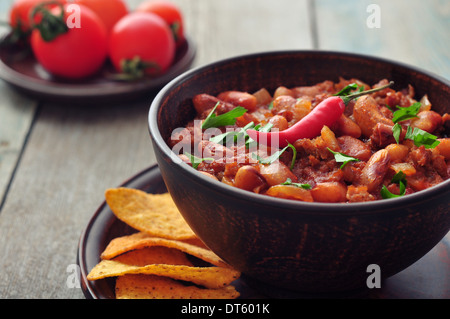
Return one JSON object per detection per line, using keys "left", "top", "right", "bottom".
{"left": 148, "top": 50, "right": 450, "bottom": 293}
{"left": 0, "top": 35, "right": 196, "bottom": 105}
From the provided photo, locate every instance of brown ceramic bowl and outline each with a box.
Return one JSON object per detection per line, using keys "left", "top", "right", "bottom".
{"left": 148, "top": 51, "right": 450, "bottom": 294}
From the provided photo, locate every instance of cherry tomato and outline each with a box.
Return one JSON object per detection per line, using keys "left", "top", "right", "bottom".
{"left": 75, "top": 0, "right": 128, "bottom": 35}
{"left": 9, "top": 0, "right": 67, "bottom": 32}
{"left": 30, "top": 4, "right": 108, "bottom": 79}
{"left": 136, "top": 0, "right": 185, "bottom": 46}
{"left": 109, "top": 12, "right": 175, "bottom": 77}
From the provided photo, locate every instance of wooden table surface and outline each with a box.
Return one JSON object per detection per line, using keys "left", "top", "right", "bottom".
{"left": 0, "top": 0, "right": 448, "bottom": 299}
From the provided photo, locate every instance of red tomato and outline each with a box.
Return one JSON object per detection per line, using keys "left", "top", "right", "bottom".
{"left": 75, "top": 0, "right": 128, "bottom": 35}
{"left": 30, "top": 4, "right": 108, "bottom": 79}
{"left": 9, "top": 0, "right": 67, "bottom": 32}
{"left": 136, "top": 0, "right": 185, "bottom": 46}
{"left": 109, "top": 12, "right": 175, "bottom": 76}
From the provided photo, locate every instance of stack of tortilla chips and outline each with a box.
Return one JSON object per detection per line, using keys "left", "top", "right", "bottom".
{"left": 87, "top": 188, "right": 240, "bottom": 299}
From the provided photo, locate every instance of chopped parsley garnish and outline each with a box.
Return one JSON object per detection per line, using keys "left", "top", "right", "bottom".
{"left": 391, "top": 170, "right": 407, "bottom": 184}
{"left": 327, "top": 148, "right": 360, "bottom": 169}
{"left": 287, "top": 143, "right": 297, "bottom": 170}
{"left": 404, "top": 126, "right": 440, "bottom": 149}
{"left": 201, "top": 103, "right": 247, "bottom": 129}
{"left": 392, "top": 122, "right": 402, "bottom": 144}
{"left": 246, "top": 123, "right": 273, "bottom": 149}
{"left": 391, "top": 102, "right": 421, "bottom": 123}
{"left": 333, "top": 83, "right": 364, "bottom": 97}
{"left": 252, "top": 142, "right": 297, "bottom": 169}
{"left": 281, "top": 178, "right": 311, "bottom": 190}
{"left": 390, "top": 102, "right": 440, "bottom": 149}
{"left": 209, "top": 121, "right": 254, "bottom": 145}
{"left": 253, "top": 147, "right": 287, "bottom": 165}
{"left": 380, "top": 171, "right": 407, "bottom": 199}
{"left": 209, "top": 122, "right": 273, "bottom": 149}
{"left": 184, "top": 152, "right": 214, "bottom": 170}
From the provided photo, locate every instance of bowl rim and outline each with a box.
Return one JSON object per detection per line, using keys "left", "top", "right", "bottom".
{"left": 149, "top": 49, "right": 450, "bottom": 215}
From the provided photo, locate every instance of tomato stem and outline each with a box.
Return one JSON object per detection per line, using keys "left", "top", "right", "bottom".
{"left": 30, "top": 1, "right": 68, "bottom": 42}
{"left": 340, "top": 81, "right": 394, "bottom": 105}
{"left": 170, "top": 22, "right": 180, "bottom": 42}
{"left": 0, "top": 20, "right": 31, "bottom": 47}
{"left": 115, "top": 56, "right": 161, "bottom": 81}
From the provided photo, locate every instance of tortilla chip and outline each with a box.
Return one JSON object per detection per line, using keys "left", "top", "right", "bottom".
{"left": 105, "top": 188, "right": 196, "bottom": 240}
{"left": 87, "top": 259, "right": 240, "bottom": 289}
{"left": 115, "top": 274, "right": 240, "bottom": 299}
{"left": 101, "top": 232, "right": 229, "bottom": 268}
{"left": 180, "top": 237, "right": 209, "bottom": 249}
{"left": 112, "top": 246, "right": 193, "bottom": 267}
{"left": 97, "top": 187, "right": 241, "bottom": 298}
{"left": 88, "top": 246, "right": 191, "bottom": 279}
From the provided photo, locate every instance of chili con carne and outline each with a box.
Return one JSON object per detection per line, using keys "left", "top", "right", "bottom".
{"left": 169, "top": 78, "right": 450, "bottom": 203}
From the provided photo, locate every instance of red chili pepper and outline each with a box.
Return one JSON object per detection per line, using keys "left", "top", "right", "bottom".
{"left": 246, "top": 81, "right": 394, "bottom": 148}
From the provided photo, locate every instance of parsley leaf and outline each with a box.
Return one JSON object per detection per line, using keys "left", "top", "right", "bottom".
{"left": 287, "top": 143, "right": 297, "bottom": 170}
{"left": 391, "top": 171, "right": 407, "bottom": 184}
{"left": 390, "top": 102, "right": 440, "bottom": 149}
{"left": 385, "top": 104, "right": 394, "bottom": 112}
{"left": 405, "top": 126, "right": 440, "bottom": 149}
{"left": 184, "top": 152, "right": 214, "bottom": 170}
{"left": 253, "top": 146, "right": 288, "bottom": 165}
{"left": 201, "top": 103, "right": 247, "bottom": 129}
{"left": 208, "top": 130, "right": 239, "bottom": 145}
{"left": 333, "top": 83, "right": 363, "bottom": 96}
{"left": 381, "top": 171, "right": 407, "bottom": 199}
{"left": 392, "top": 122, "right": 402, "bottom": 144}
{"left": 252, "top": 142, "right": 296, "bottom": 168}
{"left": 246, "top": 123, "right": 273, "bottom": 149}
{"left": 381, "top": 185, "right": 403, "bottom": 199}
{"left": 281, "top": 178, "right": 311, "bottom": 190}
{"left": 210, "top": 122, "right": 273, "bottom": 149}
{"left": 255, "top": 122, "right": 274, "bottom": 133}
{"left": 391, "top": 102, "right": 421, "bottom": 123}
{"left": 209, "top": 121, "right": 254, "bottom": 145}
{"left": 327, "top": 148, "right": 360, "bottom": 169}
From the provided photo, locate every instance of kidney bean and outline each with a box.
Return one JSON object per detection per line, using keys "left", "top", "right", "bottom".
{"left": 265, "top": 185, "right": 313, "bottom": 202}
{"left": 217, "top": 91, "right": 258, "bottom": 111}
{"left": 234, "top": 165, "right": 267, "bottom": 193}
{"left": 360, "top": 149, "right": 391, "bottom": 192}
{"left": 310, "top": 182, "right": 347, "bottom": 203}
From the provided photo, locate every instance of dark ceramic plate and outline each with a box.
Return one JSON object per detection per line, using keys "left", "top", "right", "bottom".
{"left": 0, "top": 35, "right": 196, "bottom": 105}
{"left": 77, "top": 164, "right": 450, "bottom": 299}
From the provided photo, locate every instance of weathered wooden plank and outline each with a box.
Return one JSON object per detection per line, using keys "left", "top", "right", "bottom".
{"left": 124, "top": 0, "right": 314, "bottom": 63}
{"left": 315, "top": 0, "right": 450, "bottom": 79}
{"left": 0, "top": 82, "right": 38, "bottom": 209}
{"left": 0, "top": 0, "right": 39, "bottom": 209}
{"left": 176, "top": 0, "right": 313, "bottom": 65}
{"left": 0, "top": 101, "right": 155, "bottom": 298}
